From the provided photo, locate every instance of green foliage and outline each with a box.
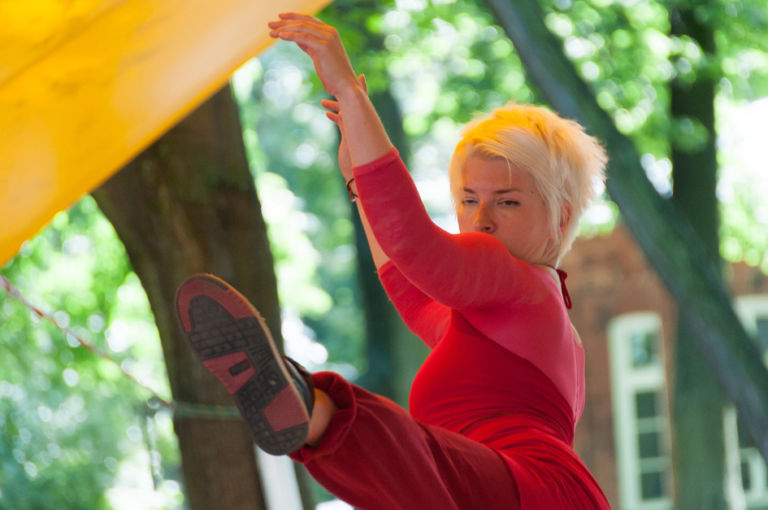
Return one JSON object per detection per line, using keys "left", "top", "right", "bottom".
{"left": 0, "top": 197, "right": 181, "bottom": 509}
{"left": 537, "top": 0, "right": 768, "bottom": 261}
{"left": 717, "top": 98, "right": 768, "bottom": 271}
{"left": 538, "top": 0, "right": 766, "bottom": 149}
{"left": 540, "top": 0, "right": 674, "bottom": 155}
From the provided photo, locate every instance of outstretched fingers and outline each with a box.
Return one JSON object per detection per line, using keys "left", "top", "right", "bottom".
{"left": 323, "top": 101, "right": 342, "bottom": 127}
{"left": 268, "top": 13, "right": 359, "bottom": 98}
{"left": 325, "top": 110, "right": 342, "bottom": 126}
{"left": 269, "top": 19, "right": 338, "bottom": 57}
{"left": 359, "top": 73, "right": 367, "bottom": 93}
{"left": 270, "top": 29, "right": 326, "bottom": 48}
{"left": 269, "top": 20, "right": 330, "bottom": 34}
{"left": 322, "top": 99, "right": 341, "bottom": 122}
{"left": 268, "top": 14, "right": 335, "bottom": 40}
{"left": 277, "top": 12, "right": 319, "bottom": 22}
{"left": 321, "top": 99, "right": 340, "bottom": 112}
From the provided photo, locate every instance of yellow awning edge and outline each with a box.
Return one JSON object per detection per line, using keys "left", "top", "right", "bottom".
{"left": 0, "top": 0, "right": 331, "bottom": 267}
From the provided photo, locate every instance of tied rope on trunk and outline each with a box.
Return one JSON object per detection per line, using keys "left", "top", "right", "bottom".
{"left": 1, "top": 274, "right": 240, "bottom": 419}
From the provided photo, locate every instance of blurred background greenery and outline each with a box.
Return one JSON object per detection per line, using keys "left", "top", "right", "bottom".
{"left": 2, "top": 0, "right": 767, "bottom": 508}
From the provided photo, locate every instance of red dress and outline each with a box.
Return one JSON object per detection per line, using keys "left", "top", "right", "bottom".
{"left": 290, "top": 149, "right": 610, "bottom": 509}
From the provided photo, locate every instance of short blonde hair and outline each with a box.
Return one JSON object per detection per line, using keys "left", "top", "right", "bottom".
{"left": 449, "top": 103, "right": 607, "bottom": 263}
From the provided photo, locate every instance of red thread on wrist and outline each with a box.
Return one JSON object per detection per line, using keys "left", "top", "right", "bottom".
{"left": 345, "top": 177, "right": 358, "bottom": 202}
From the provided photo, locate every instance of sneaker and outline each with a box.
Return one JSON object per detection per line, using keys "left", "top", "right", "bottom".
{"left": 175, "top": 274, "right": 314, "bottom": 455}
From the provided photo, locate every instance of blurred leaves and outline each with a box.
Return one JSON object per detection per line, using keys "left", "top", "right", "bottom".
{"left": 536, "top": 0, "right": 768, "bottom": 266}
{"left": 233, "top": 42, "right": 364, "bottom": 373}
{"left": 0, "top": 197, "right": 181, "bottom": 509}
{"left": 1, "top": 0, "right": 767, "bottom": 507}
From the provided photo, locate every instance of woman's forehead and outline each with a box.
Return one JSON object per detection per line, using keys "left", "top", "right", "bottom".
{"left": 462, "top": 156, "right": 534, "bottom": 189}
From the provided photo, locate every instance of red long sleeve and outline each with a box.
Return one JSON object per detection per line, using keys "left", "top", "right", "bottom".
{"left": 355, "top": 149, "right": 585, "bottom": 421}
{"left": 355, "top": 148, "right": 548, "bottom": 311}
{"left": 378, "top": 261, "right": 450, "bottom": 348}
{"left": 290, "top": 149, "right": 605, "bottom": 508}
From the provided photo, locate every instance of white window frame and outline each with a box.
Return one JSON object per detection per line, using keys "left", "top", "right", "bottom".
{"left": 730, "top": 295, "right": 768, "bottom": 509}
{"left": 609, "top": 312, "right": 672, "bottom": 510}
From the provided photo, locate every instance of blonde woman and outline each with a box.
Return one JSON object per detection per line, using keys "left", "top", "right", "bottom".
{"left": 176, "top": 13, "right": 610, "bottom": 509}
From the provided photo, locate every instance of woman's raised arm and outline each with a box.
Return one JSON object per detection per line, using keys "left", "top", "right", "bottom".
{"left": 319, "top": 76, "right": 389, "bottom": 269}
{"left": 268, "top": 13, "right": 393, "bottom": 172}
{"left": 268, "top": 14, "right": 534, "bottom": 309}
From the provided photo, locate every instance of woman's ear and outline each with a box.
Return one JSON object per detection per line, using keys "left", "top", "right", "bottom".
{"left": 559, "top": 202, "right": 573, "bottom": 234}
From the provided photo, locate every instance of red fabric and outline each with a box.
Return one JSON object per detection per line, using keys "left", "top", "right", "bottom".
{"left": 556, "top": 269, "right": 573, "bottom": 309}
{"left": 291, "top": 372, "right": 521, "bottom": 510}
{"left": 355, "top": 150, "right": 584, "bottom": 419}
{"left": 290, "top": 149, "right": 609, "bottom": 509}
{"left": 408, "top": 310, "right": 608, "bottom": 508}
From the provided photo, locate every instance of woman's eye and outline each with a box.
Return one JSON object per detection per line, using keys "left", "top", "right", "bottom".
{"left": 461, "top": 198, "right": 478, "bottom": 206}
{"left": 500, "top": 200, "right": 519, "bottom": 206}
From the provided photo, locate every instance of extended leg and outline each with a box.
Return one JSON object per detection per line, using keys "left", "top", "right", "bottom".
{"left": 176, "top": 274, "right": 314, "bottom": 455}
{"left": 291, "top": 372, "right": 521, "bottom": 510}
{"left": 307, "top": 388, "right": 336, "bottom": 446}
{"left": 176, "top": 274, "right": 520, "bottom": 509}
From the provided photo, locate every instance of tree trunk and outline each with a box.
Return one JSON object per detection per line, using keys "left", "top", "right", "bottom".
{"left": 669, "top": 5, "right": 728, "bottom": 509}
{"left": 92, "top": 86, "right": 282, "bottom": 510}
{"left": 483, "top": 0, "right": 768, "bottom": 463}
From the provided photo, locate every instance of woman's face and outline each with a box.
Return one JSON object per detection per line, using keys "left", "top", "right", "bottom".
{"left": 457, "top": 155, "right": 557, "bottom": 265}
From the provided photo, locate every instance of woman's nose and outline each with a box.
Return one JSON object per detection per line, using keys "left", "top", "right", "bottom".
{"left": 473, "top": 204, "right": 496, "bottom": 233}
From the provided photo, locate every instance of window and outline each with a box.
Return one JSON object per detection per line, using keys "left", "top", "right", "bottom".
{"left": 609, "top": 296, "right": 768, "bottom": 509}
{"left": 731, "top": 295, "right": 768, "bottom": 509}
{"left": 609, "top": 313, "right": 672, "bottom": 510}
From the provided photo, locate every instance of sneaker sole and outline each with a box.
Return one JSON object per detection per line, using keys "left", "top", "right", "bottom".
{"left": 175, "top": 274, "right": 309, "bottom": 455}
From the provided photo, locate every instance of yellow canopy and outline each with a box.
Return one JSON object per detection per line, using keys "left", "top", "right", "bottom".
{"left": 0, "top": 0, "right": 330, "bottom": 267}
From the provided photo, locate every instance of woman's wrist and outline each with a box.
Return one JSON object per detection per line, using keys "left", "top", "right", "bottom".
{"left": 334, "top": 76, "right": 394, "bottom": 167}
{"left": 345, "top": 177, "right": 358, "bottom": 202}
{"left": 334, "top": 78, "right": 366, "bottom": 104}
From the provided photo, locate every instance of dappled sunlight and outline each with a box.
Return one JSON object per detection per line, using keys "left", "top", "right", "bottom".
{"left": 718, "top": 98, "right": 768, "bottom": 270}
{"left": 0, "top": 196, "right": 180, "bottom": 507}
{"left": 640, "top": 153, "right": 673, "bottom": 197}
{"left": 283, "top": 310, "right": 330, "bottom": 368}
{"left": 257, "top": 171, "right": 335, "bottom": 317}
{"left": 106, "top": 447, "right": 184, "bottom": 510}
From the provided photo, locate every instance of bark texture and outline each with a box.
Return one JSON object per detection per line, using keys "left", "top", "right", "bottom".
{"left": 669, "top": 5, "right": 728, "bottom": 509}
{"left": 93, "top": 87, "right": 282, "bottom": 510}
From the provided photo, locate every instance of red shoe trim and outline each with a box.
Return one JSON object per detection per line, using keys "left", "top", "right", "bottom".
{"left": 202, "top": 352, "right": 255, "bottom": 394}
{"left": 177, "top": 276, "right": 255, "bottom": 331}
{"left": 263, "top": 386, "right": 307, "bottom": 431}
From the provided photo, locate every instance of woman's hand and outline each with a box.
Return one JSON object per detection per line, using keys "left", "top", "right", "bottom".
{"left": 322, "top": 74, "right": 368, "bottom": 180}
{"left": 268, "top": 13, "right": 360, "bottom": 99}
{"left": 269, "top": 12, "right": 393, "bottom": 167}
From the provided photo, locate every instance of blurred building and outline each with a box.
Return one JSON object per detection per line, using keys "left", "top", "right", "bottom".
{"left": 564, "top": 225, "right": 768, "bottom": 509}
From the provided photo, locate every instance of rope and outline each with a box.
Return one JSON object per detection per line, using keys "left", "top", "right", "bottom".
{"left": 1, "top": 274, "right": 239, "bottom": 421}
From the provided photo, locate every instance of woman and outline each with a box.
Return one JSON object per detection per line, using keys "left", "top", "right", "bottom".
{"left": 176, "top": 12, "right": 610, "bottom": 509}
